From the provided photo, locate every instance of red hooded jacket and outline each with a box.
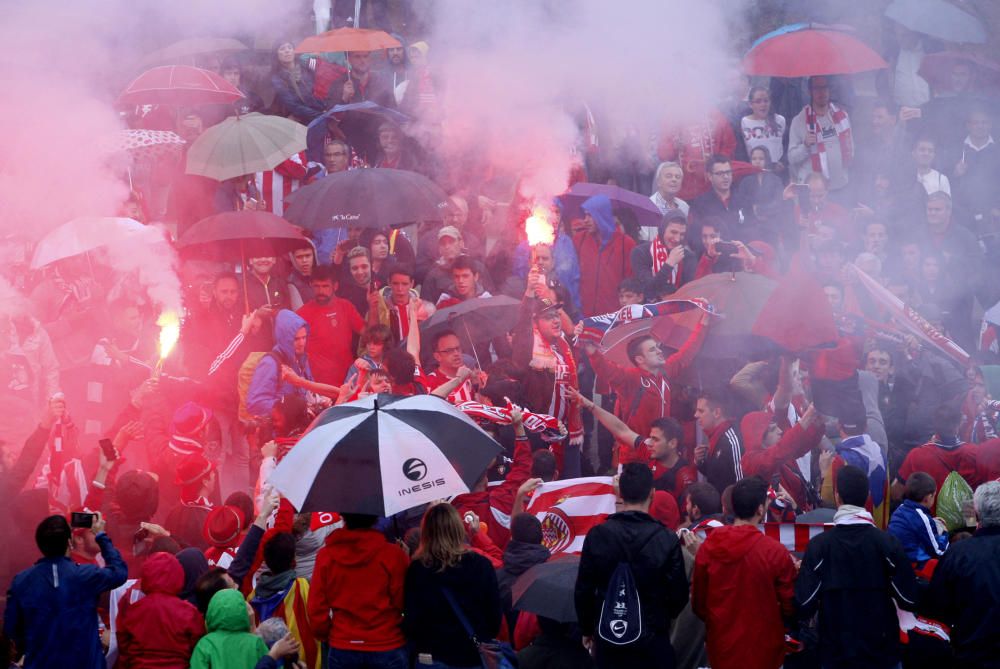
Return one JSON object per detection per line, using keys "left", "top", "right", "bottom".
{"left": 740, "top": 411, "right": 824, "bottom": 512}
{"left": 692, "top": 524, "right": 796, "bottom": 669}
{"left": 308, "top": 528, "right": 409, "bottom": 651}
{"left": 116, "top": 552, "right": 205, "bottom": 669}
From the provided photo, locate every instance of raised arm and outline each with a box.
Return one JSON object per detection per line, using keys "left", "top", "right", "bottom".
{"left": 565, "top": 385, "right": 640, "bottom": 446}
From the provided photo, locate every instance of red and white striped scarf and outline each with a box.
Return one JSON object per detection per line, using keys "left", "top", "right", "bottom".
{"left": 539, "top": 333, "right": 583, "bottom": 446}
{"left": 805, "top": 103, "right": 852, "bottom": 178}
{"left": 455, "top": 401, "right": 568, "bottom": 443}
{"left": 254, "top": 152, "right": 316, "bottom": 216}
{"left": 650, "top": 237, "right": 672, "bottom": 277}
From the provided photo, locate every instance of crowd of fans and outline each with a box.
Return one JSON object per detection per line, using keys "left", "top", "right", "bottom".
{"left": 3, "top": 3, "right": 1000, "bottom": 669}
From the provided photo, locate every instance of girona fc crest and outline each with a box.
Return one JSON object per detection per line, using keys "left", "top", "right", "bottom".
{"left": 539, "top": 505, "right": 574, "bottom": 553}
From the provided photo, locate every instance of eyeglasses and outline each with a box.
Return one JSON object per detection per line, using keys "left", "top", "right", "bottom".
{"left": 436, "top": 346, "right": 461, "bottom": 355}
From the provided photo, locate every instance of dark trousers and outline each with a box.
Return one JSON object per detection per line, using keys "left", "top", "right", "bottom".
{"left": 595, "top": 634, "right": 675, "bottom": 669}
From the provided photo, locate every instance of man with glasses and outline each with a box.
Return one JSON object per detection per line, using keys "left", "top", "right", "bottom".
{"left": 689, "top": 155, "right": 743, "bottom": 252}
{"left": 424, "top": 330, "right": 478, "bottom": 404}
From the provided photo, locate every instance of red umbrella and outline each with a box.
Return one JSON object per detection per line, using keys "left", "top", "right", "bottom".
{"left": 744, "top": 28, "right": 887, "bottom": 77}
{"left": 118, "top": 65, "right": 243, "bottom": 106}
{"left": 918, "top": 51, "right": 1000, "bottom": 93}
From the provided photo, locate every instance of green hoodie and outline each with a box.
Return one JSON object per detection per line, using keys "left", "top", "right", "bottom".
{"left": 190, "top": 589, "right": 268, "bottom": 669}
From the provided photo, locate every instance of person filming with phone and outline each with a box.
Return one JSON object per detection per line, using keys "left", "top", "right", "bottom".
{"left": 4, "top": 512, "right": 127, "bottom": 668}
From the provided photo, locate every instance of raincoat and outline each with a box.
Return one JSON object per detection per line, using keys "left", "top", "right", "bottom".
{"left": 189, "top": 588, "right": 268, "bottom": 669}
{"left": 117, "top": 552, "right": 205, "bottom": 668}
{"left": 692, "top": 524, "right": 796, "bottom": 669}
{"left": 246, "top": 310, "right": 312, "bottom": 416}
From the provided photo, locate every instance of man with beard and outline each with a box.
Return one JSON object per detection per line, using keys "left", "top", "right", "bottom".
{"left": 336, "top": 247, "right": 382, "bottom": 320}
{"left": 296, "top": 265, "right": 365, "bottom": 386}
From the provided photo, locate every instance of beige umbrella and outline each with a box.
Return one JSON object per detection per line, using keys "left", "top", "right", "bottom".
{"left": 185, "top": 112, "right": 308, "bottom": 181}
{"left": 141, "top": 37, "right": 248, "bottom": 67}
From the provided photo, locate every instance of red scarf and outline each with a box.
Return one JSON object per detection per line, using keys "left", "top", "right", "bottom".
{"left": 650, "top": 237, "right": 670, "bottom": 275}
{"left": 805, "top": 103, "right": 852, "bottom": 178}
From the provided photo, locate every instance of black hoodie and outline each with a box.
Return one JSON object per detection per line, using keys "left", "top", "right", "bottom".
{"left": 496, "top": 540, "right": 551, "bottom": 627}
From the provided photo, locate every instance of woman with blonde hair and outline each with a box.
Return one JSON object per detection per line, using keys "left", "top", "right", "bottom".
{"left": 404, "top": 503, "right": 501, "bottom": 668}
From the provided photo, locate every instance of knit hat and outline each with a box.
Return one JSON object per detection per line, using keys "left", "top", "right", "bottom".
{"left": 740, "top": 411, "right": 774, "bottom": 453}
{"left": 203, "top": 505, "right": 243, "bottom": 548}
{"left": 114, "top": 470, "right": 159, "bottom": 521}
{"left": 169, "top": 402, "right": 213, "bottom": 456}
{"left": 438, "top": 225, "right": 461, "bottom": 241}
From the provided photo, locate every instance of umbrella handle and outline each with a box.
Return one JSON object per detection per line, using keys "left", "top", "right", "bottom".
{"left": 460, "top": 318, "right": 483, "bottom": 371}
{"left": 242, "top": 240, "right": 250, "bottom": 314}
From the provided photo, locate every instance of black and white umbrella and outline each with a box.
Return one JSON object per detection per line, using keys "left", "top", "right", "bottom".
{"left": 268, "top": 393, "right": 503, "bottom": 516}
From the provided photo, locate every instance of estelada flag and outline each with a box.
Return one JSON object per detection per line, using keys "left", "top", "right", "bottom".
{"left": 525, "top": 476, "right": 616, "bottom": 554}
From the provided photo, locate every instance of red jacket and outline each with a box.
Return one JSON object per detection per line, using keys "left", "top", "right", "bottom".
{"left": 587, "top": 322, "right": 706, "bottom": 439}
{"left": 692, "top": 524, "right": 796, "bottom": 669}
{"left": 308, "top": 528, "right": 409, "bottom": 651}
{"left": 116, "top": 552, "right": 205, "bottom": 669}
{"left": 297, "top": 297, "right": 365, "bottom": 385}
{"left": 572, "top": 229, "right": 635, "bottom": 316}
{"left": 451, "top": 436, "right": 533, "bottom": 549}
{"left": 973, "top": 437, "right": 1000, "bottom": 486}
{"left": 741, "top": 412, "right": 825, "bottom": 512}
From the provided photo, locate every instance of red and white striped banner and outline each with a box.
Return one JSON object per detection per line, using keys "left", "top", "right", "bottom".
{"left": 525, "top": 476, "right": 616, "bottom": 554}
{"left": 762, "top": 522, "right": 830, "bottom": 553}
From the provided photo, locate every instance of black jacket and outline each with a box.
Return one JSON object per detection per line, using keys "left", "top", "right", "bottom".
{"left": 574, "top": 511, "right": 688, "bottom": 640}
{"left": 629, "top": 242, "right": 698, "bottom": 295}
{"left": 404, "top": 551, "right": 502, "bottom": 667}
{"left": 795, "top": 522, "right": 921, "bottom": 669}
{"left": 497, "top": 540, "right": 551, "bottom": 629}
{"left": 924, "top": 526, "right": 1000, "bottom": 669}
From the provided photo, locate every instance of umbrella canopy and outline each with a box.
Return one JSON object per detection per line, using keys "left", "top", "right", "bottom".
{"left": 185, "top": 112, "right": 308, "bottom": 181}
{"left": 886, "top": 0, "right": 987, "bottom": 44}
{"left": 268, "top": 393, "right": 504, "bottom": 516}
{"left": 118, "top": 65, "right": 244, "bottom": 106}
{"left": 421, "top": 295, "right": 522, "bottom": 350}
{"left": 306, "top": 102, "right": 410, "bottom": 162}
{"left": 284, "top": 168, "right": 448, "bottom": 229}
{"left": 631, "top": 271, "right": 837, "bottom": 360}
{"left": 743, "top": 27, "right": 888, "bottom": 77}
{"left": 98, "top": 129, "right": 185, "bottom": 162}
{"left": 512, "top": 555, "right": 580, "bottom": 623}
{"left": 31, "top": 217, "right": 146, "bottom": 269}
{"left": 177, "top": 211, "right": 308, "bottom": 259}
{"left": 296, "top": 28, "right": 401, "bottom": 54}
{"left": 918, "top": 51, "right": 1000, "bottom": 92}
{"left": 559, "top": 183, "right": 663, "bottom": 229}
{"left": 141, "top": 37, "right": 249, "bottom": 67}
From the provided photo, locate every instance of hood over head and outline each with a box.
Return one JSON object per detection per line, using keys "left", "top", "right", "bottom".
{"left": 702, "top": 523, "right": 766, "bottom": 563}
{"left": 741, "top": 411, "right": 773, "bottom": 453}
{"left": 501, "top": 540, "right": 550, "bottom": 577}
{"left": 273, "top": 309, "right": 309, "bottom": 362}
{"left": 322, "top": 528, "right": 393, "bottom": 567}
{"left": 141, "top": 551, "right": 185, "bottom": 595}
{"left": 205, "top": 588, "right": 251, "bottom": 633}
{"left": 581, "top": 194, "right": 615, "bottom": 247}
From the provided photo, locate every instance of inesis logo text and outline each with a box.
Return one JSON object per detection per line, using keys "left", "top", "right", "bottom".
{"left": 399, "top": 458, "right": 445, "bottom": 496}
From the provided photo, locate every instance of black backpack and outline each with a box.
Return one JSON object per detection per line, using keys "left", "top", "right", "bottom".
{"left": 597, "top": 534, "right": 655, "bottom": 646}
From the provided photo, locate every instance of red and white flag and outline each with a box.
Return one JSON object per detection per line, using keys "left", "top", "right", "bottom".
{"left": 762, "top": 522, "right": 830, "bottom": 553}
{"left": 525, "top": 476, "right": 616, "bottom": 554}
{"left": 852, "top": 264, "right": 970, "bottom": 366}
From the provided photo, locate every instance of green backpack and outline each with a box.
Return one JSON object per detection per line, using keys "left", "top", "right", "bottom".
{"left": 936, "top": 470, "right": 974, "bottom": 531}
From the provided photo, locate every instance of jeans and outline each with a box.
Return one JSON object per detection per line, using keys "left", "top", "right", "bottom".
{"left": 327, "top": 646, "right": 408, "bottom": 669}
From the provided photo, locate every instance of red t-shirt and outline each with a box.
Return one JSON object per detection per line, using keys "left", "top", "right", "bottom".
{"left": 424, "top": 368, "right": 474, "bottom": 404}
{"left": 297, "top": 298, "right": 365, "bottom": 385}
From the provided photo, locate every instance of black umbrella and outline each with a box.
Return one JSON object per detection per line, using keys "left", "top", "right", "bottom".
{"left": 420, "top": 295, "right": 522, "bottom": 365}
{"left": 512, "top": 554, "right": 580, "bottom": 623}
{"left": 284, "top": 168, "right": 448, "bottom": 230}
{"left": 268, "top": 393, "right": 503, "bottom": 516}
{"left": 177, "top": 211, "right": 310, "bottom": 311}
{"left": 177, "top": 211, "right": 309, "bottom": 258}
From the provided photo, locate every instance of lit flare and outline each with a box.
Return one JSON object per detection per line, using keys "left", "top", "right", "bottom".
{"left": 156, "top": 311, "right": 181, "bottom": 367}
{"left": 525, "top": 207, "right": 555, "bottom": 247}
